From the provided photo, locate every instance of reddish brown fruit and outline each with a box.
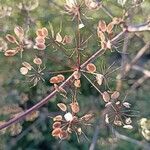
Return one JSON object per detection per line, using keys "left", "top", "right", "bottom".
{"left": 57, "top": 74, "right": 65, "bottom": 82}
{"left": 98, "top": 20, "right": 107, "bottom": 32}
{"left": 70, "top": 102, "right": 80, "bottom": 113}
{"left": 86, "top": 63, "right": 96, "bottom": 73}
{"left": 60, "top": 130, "right": 68, "bottom": 139}
{"left": 52, "top": 128, "right": 62, "bottom": 137}
{"left": 52, "top": 122, "right": 61, "bottom": 129}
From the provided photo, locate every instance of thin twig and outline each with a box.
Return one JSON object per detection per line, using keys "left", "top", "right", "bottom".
{"left": 132, "top": 65, "right": 150, "bottom": 78}
{"left": 130, "top": 75, "right": 149, "bottom": 90}
{"left": 130, "top": 42, "right": 150, "bottom": 66}
{"left": 76, "top": 12, "right": 81, "bottom": 69}
{"left": 100, "top": 3, "right": 114, "bottom": 19}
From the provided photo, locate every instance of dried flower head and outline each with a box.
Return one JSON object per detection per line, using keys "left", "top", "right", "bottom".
{"left": 51, "top": 101, "right": 94, "bottom": 140}
{"left": 103, "top": 91, "right": 135, "bottom": 129}
{"left": 20, "top": 58, "right": 45, "bottom": 87}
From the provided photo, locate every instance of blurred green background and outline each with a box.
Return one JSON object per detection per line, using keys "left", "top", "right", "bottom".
{"left": 0, "top": 0, "right": 150, "bottom": 150}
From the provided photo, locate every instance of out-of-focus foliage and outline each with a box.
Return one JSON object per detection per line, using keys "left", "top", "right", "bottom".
{"left": 0, "top": 0, "right": 150, "bottom": 150}
{"left": 139, "top": 118, "right": 150, "bottom": 141}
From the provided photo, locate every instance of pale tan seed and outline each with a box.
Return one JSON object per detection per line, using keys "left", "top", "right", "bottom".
{"left": 6, "top": 34, "right": 16, "bottom": 43}
{"left": 33, "top": 57, "right": 42, "bottom": 65}
{"left": 22, "top": 62, "right": 32, "bottom": 70}
{"left": 57, "top": 103, "right": 67, "bottom": 112}
{"left": 111, "top": 91, "right": 120, "bottom": 99}
{"left": 53, "top": 115, "right": 63, "bottom": 121}
{"left": 4, "top": 49, "right": 17, "bottom": 56}
{"left": 56, "top": 32, "right": 62, "bottom": 43}
{"left": 20, "top": 67, "right": 28, "bottom": 75}
{"left": 102, "top": 91, "right": 110, "bottom": 102}
{"left": 96, "top": 74, "right": 104, "bottom": 85}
